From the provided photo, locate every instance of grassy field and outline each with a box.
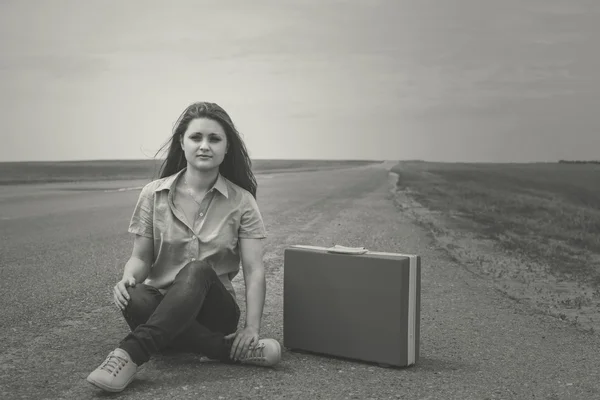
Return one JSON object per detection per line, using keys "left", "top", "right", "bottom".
{"left": 392, "top": 161, "right": 600, "bottom": 289}
{"left": 0, "top": 159, "right": 381, "bottom": 185}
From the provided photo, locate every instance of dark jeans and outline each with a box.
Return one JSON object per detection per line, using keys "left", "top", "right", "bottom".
{"left": 118, "top": 260, "right": 241, "bottom": 366}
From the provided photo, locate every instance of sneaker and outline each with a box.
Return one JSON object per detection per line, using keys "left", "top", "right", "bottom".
{"left": 86, "top": 348, "right": 138, "bottom": 392}
{"left": 238, "top": 339, "right": 281, "bottom": 367}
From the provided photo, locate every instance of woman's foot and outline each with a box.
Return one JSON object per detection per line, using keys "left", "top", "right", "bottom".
{"left": 237, "top": 338, "right": 282, "bottom": 367}
{"left": 86, "top": 348, "right": 138, "bottom": 392}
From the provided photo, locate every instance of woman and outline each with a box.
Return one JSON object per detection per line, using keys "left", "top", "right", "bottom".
{"left": 87, "top": 102, "right": 281, "bottom": 393}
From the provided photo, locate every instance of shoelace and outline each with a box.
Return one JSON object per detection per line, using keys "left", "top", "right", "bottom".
{"left": 100, "top": 353, "right": 129, "bottom": 376}
{"left": 242, "top": 343, "right": 266, "bottom": 361}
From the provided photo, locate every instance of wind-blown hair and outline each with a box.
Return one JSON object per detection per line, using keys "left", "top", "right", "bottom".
{"left": 155, "top": 102, "right": 257, "bottom": 198}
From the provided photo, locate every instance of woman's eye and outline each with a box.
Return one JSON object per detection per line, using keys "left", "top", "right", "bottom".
{"left": 189, "top": 134, "right": 222, "bottom": 142}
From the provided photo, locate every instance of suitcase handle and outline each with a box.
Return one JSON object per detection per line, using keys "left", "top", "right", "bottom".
{"left": 326, "top": 245, "right": 368, "bottom": 255}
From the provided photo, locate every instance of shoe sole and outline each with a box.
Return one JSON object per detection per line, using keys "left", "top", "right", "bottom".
{"left": 273, "top": 339, "right": 282, "bottom": 363}
{"left": 86, "top": 374, "right": 135, "bottom": 393}
{"left": 262, "top": 340, "right": 282, "bottom": 367}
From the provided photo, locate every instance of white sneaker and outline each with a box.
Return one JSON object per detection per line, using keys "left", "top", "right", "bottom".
{"left": 86, "top": 348, "right": 138, "bottom": 392}
{"left": 238, "top": 339, "right": 282, "bottom": 367}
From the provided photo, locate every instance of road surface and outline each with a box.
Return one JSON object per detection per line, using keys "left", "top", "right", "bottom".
{"left": 1, "top": 162, "right": 599, "bottom": 399}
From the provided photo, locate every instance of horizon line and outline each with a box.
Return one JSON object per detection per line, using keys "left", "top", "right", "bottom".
{"left": 0, "top": 157, "right": 386, "bottom": 163}
{"left": 0, "top": 158, "right": 593, "bottom": 164}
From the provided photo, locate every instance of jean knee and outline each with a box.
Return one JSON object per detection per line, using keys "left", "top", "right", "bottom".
{"left": 123, "top": 284, "right": 160, "bottom": 320}
{"left": 181, "top": 260, "right": 217, "bottom": 281}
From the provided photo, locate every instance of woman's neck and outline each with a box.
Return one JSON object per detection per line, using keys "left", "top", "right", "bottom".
{"left": 184, "top": 166, "right": 219, "bottom": 193}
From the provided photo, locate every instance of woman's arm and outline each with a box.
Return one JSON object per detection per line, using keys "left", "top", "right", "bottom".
{"left": 123, "top": 234, "right": 154, "bottom": 282}
{"left": 114, "top": 234, "right": 154, "bottom": 310}
{"left": 227, "top": 237, "right": 266, "bottom": 360}
{"left": 240, "top": 237, "right": 266, "bottom": 331}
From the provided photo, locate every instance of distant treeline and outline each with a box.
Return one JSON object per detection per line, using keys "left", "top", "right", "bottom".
{"left": 558, "top": 160, "right": 600, "bottom": 164}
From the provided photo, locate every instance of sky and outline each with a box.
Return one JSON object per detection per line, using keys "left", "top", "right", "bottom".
{"left": 0, "top": 0, "right": 599, "bottom": 162}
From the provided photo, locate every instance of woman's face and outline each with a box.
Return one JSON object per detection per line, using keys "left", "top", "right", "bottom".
{"left": 181, "top": 118, "right": 229, "bottom": 172}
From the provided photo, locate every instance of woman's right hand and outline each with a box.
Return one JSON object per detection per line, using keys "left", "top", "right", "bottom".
{"left": 113, "top": 276, "right": 136, "bottom": 310}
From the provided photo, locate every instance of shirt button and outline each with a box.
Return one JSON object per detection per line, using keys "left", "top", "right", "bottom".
{"left": 199, "top": 212, "right": 204, "bottom": 217}
{"left": 191, "top": 258, "right": 196, "bottom": 261}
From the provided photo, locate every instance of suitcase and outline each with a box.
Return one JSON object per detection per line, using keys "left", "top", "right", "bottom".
{"left": 283, "top": 244, "right": 421, "bottom": 367}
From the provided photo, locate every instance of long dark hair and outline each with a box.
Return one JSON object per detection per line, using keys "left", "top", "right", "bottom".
{"left": 154, "top": 102, "right": 257, "bottom": 198}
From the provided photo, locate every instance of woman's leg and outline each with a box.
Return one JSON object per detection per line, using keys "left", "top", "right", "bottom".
{"left": 121, "top": 284, "right": 164, "bottom": 332}
{"left": 121, "top": 281, "right": 239, "bottom": 358}
{"left": 87, "top": 260, "right": 279, "bottom": 392}
{"left": 118, "top": 260, "right": 239, "bottom": 365}
{"left": 167, "top": 272, "right": 240, "bottom": 360}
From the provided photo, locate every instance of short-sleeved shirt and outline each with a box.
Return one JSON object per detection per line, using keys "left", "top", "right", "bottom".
{"left": 127, "top": 167, "right": 267, "bottom": 301}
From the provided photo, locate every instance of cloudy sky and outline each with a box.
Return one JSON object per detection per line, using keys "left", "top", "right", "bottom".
{"left": 1, "top": 0, "right": 598, "bottom": 162}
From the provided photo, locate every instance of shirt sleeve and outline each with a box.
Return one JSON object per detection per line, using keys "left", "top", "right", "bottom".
{"left": 238, "top": 192, "right": 267, "bottom": 239}
{"left": 128, "top": 183, "right": 154, "bottom": 238}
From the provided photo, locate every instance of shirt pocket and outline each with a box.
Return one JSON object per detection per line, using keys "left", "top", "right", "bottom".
{"left": 204, "top": 217, "right": 238, "bottom": 249}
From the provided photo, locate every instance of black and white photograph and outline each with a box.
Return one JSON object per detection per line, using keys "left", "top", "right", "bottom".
{"left": 1, "top": 0, "right": 599, "bottom": 398}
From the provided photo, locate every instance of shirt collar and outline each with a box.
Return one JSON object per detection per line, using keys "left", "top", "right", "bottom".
{"left": 154, "top": 168, "right": 229, "bottom": 198}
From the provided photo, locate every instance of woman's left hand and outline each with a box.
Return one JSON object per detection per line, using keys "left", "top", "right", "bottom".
{"left": 224, "top": 326, "right": 259, "bottom": 361}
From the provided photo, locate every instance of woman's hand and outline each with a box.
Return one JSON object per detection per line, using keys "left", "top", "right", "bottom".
{"left": 113, "top": 276, "right": 136, "bottom": 310}
{"left": 225, "top": 326, "right": 260, "bottom": 361}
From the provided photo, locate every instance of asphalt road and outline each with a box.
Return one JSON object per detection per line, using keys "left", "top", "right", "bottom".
{"left": 1, "top": 162, "right": 599, "bottom": 399}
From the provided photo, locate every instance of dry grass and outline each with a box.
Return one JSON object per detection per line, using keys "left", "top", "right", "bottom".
{"left": 391, "top": 161, "right": 600, "bottom": 288}
{"left": 0, "top": 159, "right": 380, "bottom": 185}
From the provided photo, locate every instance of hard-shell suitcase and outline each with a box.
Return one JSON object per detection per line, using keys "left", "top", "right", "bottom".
{"left": 283, "top": 245, "right": 421, "bottom": 367}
